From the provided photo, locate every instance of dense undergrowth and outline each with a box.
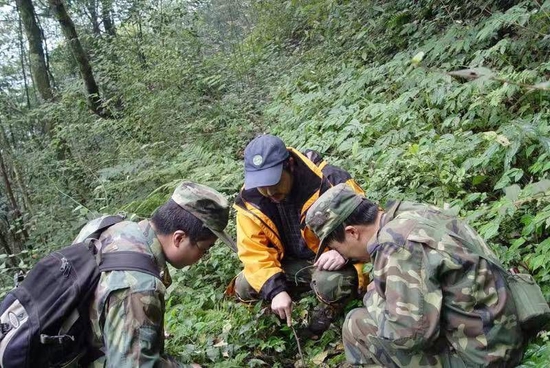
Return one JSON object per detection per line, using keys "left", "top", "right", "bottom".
{"left": 1, "top": 0, "right": 549, "bottom": 366}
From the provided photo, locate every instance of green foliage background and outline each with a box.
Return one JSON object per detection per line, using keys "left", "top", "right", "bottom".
{"left": 1, "top": 0, "right": 549, "bottom": 366}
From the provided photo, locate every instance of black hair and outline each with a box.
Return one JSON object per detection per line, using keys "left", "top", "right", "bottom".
{"left": 323, "top": 198, "right": 379, "bottom": 245}
{"left": 282, "top": 158, "right": 292, "bottom": 170}
{"left": 151, "top": 199, "right": 215, "bottom": 242}
{"left": 280, "top": 155, "right": 296, "bottom": 173}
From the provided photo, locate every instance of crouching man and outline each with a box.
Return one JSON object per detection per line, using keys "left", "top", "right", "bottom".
{"left": 87, "top": 182, "right": 234, "bottom": 367}
{"left": 305, "top": 183, "right": 525, "bottom": 367}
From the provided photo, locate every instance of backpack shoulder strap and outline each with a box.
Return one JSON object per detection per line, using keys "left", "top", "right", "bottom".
{"left": 98, "top": 252, "right": 161, "bottom": 280}
{"left": 95, "top": 220, "right": 162, "bottom": 280}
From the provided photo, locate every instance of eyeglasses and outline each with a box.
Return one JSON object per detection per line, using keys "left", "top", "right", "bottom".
{"left": 194, "top": 239, "right": 215, "bottom": 253}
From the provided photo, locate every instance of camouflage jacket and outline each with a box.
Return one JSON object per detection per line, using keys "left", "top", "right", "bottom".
{"left": 364, "top": 200, "right": 523, "bottom": 366}
{"left": 88, "top": 220, "right": 188, "bottom": 368}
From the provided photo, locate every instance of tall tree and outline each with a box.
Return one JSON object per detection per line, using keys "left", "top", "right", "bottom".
{"left": 0, "top": 201, "right": 20, "bottom": 266}
{"left": 15, "top": 0, "right": 54, "bottom": 103}
{"left": 0, "top": 150, "right": 20, "bottom": 224}
{"left": 0, "top": 227, "right": 17, "bottom": 267}
{"left": 101, "top": 0, "right": 116, "bottom": 36}
{"left": 48, "top": 0, "right": 106, "bottom": 116}
{"left": 17, "top": 11, "right": 32, "bottom": 108}
{"left": 0, "top": 147, "right": 28, "bottom": 249}
{"left": 0, "top": 128, "right": 32, "bottom": 216}
{"left": 85, "top": 0, "right": 101, "bottom": 35}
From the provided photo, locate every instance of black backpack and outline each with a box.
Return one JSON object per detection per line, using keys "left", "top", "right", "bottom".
{"left": 0, "top": 215, "right": 161, "bottom": 368}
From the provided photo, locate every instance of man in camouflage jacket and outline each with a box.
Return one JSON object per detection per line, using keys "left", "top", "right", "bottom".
{"left": 306, "top": 183, "right": 525, "bottom": 367}
{"left": 82, "top": 182, "right": 234, "bottom": 367}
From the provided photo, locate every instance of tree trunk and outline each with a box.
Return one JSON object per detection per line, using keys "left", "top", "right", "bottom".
{"left": 0, "top": 230, "right": 17, "bottom": 269}
{"left": 0, "top": 150, "right": 20, "bottom": 223}
{"left": 136, "top": 14, "right": 147, "bottom": 69}
{"left": 86, "top": 0, "right": 101, "bottom": 35}
{"left": 0, "top": 149, "right": 28, "bottom": 248}
{"left": 17, "top": 11, "right": 32, "bottom": 108}
{"left": 48, "top": 0, "right": 106, "bottom": 116}
{"left": 16, "top": 0, "right": 54, "bottom": 103}
{"left": 101, "top": 0, "right": 115, "bottom": 36}
{"left": 0, "top": 129, "right": 33, "bottom": 216}
{"left": 11, "top": 163, "right": 33, "bottom": 216}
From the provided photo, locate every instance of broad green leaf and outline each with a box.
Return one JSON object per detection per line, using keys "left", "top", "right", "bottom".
{"left": 479, "top": 221, "right": 500, "bottom": 240}
{"left": 504, "top": 185, "right": 521, "bottom": 201}
{"left": 472, "top": 176, "right": 487, "bottom": 186}
{"left": 531, "top": 254, "right": 547, "bottom": 271}
{"left": 509, "top": 237, "right": 526, "bottom": 252}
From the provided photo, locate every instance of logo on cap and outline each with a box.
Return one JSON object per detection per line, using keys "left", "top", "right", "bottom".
{"left": 252, "top": 154, "right": 263, "bottom": 167}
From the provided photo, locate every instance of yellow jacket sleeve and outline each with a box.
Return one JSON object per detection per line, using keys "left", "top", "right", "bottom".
{"left": 235, "top": 210, "right": 287, "bottom": 297}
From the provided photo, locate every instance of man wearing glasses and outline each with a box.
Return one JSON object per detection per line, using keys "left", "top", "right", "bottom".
{"left": 231, "top": 134, "right": 366, "bottom": 336}
{"left": 88, "top": 182, "right": 234, "bottom": 367}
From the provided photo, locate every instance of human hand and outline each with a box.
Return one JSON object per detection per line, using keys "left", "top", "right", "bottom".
{"left": 314, "top": 249, "right": 346, "bottom": 271}
{"left": 271, "top": 291, "right": 292, "bottom": 326}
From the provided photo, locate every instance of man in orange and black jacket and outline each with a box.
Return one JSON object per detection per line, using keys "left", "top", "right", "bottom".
{"left": 231, "top": 134, "right": 367, "bottom": 336}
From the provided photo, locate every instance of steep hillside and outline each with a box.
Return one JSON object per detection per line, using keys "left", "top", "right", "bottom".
{"left": 0, "top": 0, "right": 548, "bottom": 366}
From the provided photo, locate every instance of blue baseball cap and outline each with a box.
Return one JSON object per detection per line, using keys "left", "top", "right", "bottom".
{"left": 244, "top": 135, "right": 290, "bottom": 190}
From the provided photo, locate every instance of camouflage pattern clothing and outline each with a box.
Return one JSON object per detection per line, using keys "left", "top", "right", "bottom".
{"left": 88, "top": 219, "right": 191, "bottom": 368}
{"left": 343, "top": 201, "right": 524, "bottom": 367}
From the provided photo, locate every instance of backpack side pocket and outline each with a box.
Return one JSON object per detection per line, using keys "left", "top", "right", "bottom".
{"left": 507, "top": 273, "right": 550, "bottom": 333}
{"left": 0, "top": 293, "right": 32, "bottom": 368}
